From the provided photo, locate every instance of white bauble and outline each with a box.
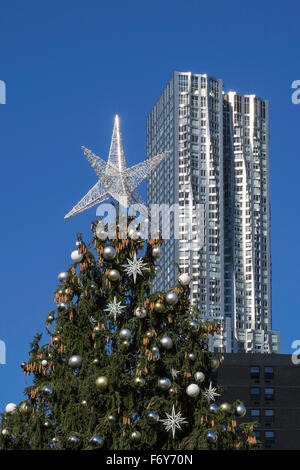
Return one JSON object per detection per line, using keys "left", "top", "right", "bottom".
{"left": 5, "top": 403, "right": 17, "bottom": 414}
{"left": 186, "top": 383, "right": 200, "bottom": 398}
{"left": 71, "top": 250, "right": 83, "bottom": 263}
{"left": 178, "top": 273, "right": 191, "bottom": 286}
{"left": 41, "top": 360, "right": 48, "bottom": 367}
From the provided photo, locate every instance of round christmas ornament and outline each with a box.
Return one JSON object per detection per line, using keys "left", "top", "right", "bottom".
{"left": 93, "top": 358, "right": 99, "bottom": 364}
{"left": 57, "top": 302, "right": 68, "bottom": 313}
{"left": 68, "top": 355, "right": 82, "bottom": 368}
{"left": 146, "top": 331, "right": 153, "bottom": 338}
{"left": 189, "top": 320, "right": 199, "bottom": 330}
{"left": 122, "top": 340, "right": 130, "bottom": 347}
{"left": 134, "top": 377, "right": 145, "bottom": 387}
{"left": 20, "top": 362, "right": 26, "bottom": 369}
{"left": 160, "top": 336, "right": 173, "bottom": 350}
{"left": 81, "top": 400, "right": 87, "bottom": 407}
{"left": 1, "top": 429, "right": 9, "bottom": 436}
{"left": 165, "top": 291, "right": 178, "bottom": 305}
{"left": 58, "top": 271, "right": 69, "bottom": 282}
{"left": 90, "top": 436, "right": 104, "bottom": 447}
{"left": 188, "top": 353, "right": 196, "bottom": 361}
{"left": 68, "top": 435, "right": 80, "bottom": 444}
{"left": 220, "top": 402, "right": 231, "bottom": 413}
{"left": 47, "top": 314, "right": 54, "bottom": 322}
{"left": 207, "top": 431, "right": 218, "bottom": 443}
{"left": 108, "top": 269, "right": 121, "bottom": 282}
{"left": 178, "top": 273, "right": 191, "bottom": 286}
{"left": 186, "top": 384, "right": 200, "bottom": 398}
{"left": 42, "top": 385, "right": 53, "bottom": 396}
{"left": 236, "top": 403, "right": 247, "bottom": 417}
{"left": 119, "top": 328, "right": 132, "bottom": 339}
{"left": 211, "top": 357, "right": 220, "bottom": 369}
{"left": 135, "top": 307, "right": 147, "bottom": 318}
{"left": 103, "top": 246, "right": 116, "bottom": 261}
{"left": 147, "top": 411, "right": 159, "bottom": 423}
{"left": 151, "top": 346, "right": 159, "bottom": 355}
{"left": 168, "top": 387, "right": 176, "bottom": 395}
{"left": 52, "top": 336, "right": 60, "bottom": 346}
{"left": 95, "top": 376, "right": 108, "bottom": 390}
{"left": 71, "top": 250, "right": 83, "bottom": 263}
{"left": 44, "top": 420, "right": 52, "bottom": 428}
{"left": 131, "top": 430, "right": 141, "bottom": 442}
{"left": 96, "top": 226, "right": 108, "bottom": 241}
{"left": 108, "top": 414, "right": 116, "bottom": 422}
{"left": 209, "top": 404, "right": 219, "bottom": 413}
{"left": 194, "top": 371, "right": 205, "bottom": 383}
{"left": 19, "top": 401, "right": 30, "bottom": 414}
{"left": 152, "top": 246, "right": 163, "bottom": 260}
{"left": 154, "top": 301, "right": 164, "bottom": 313}
{"left": 41, "top": 360, "right": 48, "bottom": 367}
{"left": 158, "top": 377, "right": 171, "bottom": 391}
{"left": 5, "top": 403, "right": 17, "bottom": 415}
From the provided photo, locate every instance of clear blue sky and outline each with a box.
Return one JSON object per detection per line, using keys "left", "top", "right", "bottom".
{"left": 0, "top": 0, "right": 299, "bottom": 410}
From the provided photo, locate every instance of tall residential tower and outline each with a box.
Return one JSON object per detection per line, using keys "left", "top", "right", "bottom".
{"left": 146, "top": 71, "right": 280, "bottom": 354}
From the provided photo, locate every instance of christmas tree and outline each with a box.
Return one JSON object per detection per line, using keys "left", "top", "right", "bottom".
{"left": 0, "top": 116, "right": 258, "bottom": 450}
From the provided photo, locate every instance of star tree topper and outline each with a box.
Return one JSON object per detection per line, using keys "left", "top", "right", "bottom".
{"left": 65, "top": 115, "right": 169, "bottom": 218}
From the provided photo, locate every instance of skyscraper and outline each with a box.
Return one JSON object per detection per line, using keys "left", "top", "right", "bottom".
{"left": 146, "top": 71, "right": 280, "bottom": 354}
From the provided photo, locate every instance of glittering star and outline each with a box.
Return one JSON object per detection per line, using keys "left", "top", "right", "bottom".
{"left": 160, "top": 405, "right": 188, "bottom": 439}
{"left": 122, "top": 252, "right": 147, "bottom": 283}
{"left": 202, "top": 382, "right": 220, "bottom": 402}
{"left": 65, "top": 115, "right": 169, "bottom": 218}
{"left": 171, "top": 368, "right": 180, "bottom": 380}
{"left": 89, "top": 315, "right": 97, "bottom": 326}
{"left": 104, "top": 297, "right": 126, "bottom": 322}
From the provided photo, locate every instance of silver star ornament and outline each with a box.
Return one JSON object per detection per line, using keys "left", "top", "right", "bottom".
{"left": 160, "top": 405, "right": 188, "bottom": 439}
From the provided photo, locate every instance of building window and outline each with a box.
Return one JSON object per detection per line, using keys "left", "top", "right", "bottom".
{"left": 250, "top": 366, "right": 260, "bottom": 379}
{"left": 254, "top": 430, "right": 261, "bottom": 440}
{"left": 250, "top": 387, "right": 260, "bottom": 400}
{"left": 264, "top": 366, "right": 274, "bottom": 380}
{"left": 264, "top": 388, "right": 274, "bottom": 400}
{"left": 250, "top": 409, "right": 260, "bottom": 423}
{"left": 265, "top": 409, "right": 274, "bottom": 424}
{"left": 265, "top": 431, "right": 275, "bottom": 444}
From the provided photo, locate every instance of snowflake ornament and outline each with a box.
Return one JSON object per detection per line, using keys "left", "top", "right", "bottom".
{"left": 104, "top": 297, "right": 126, "bottom": 322}
{"left": 202, "top": 381, "right": 220, "bottom": 402}
{"left": 171, "top": 368, "right": 180, "bottom": 380}
{"left": 122, "top": 252, "right": 147, "bottom": 283}
{"left": 160, "top": 405, "right": 188, "bottom": 439}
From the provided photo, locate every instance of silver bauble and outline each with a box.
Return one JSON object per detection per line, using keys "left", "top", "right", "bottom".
{"left": 220, "top": 402, "right": 231, "bottom": 412}
{"left": 211, "top": 357, "right": 220, "bottom": 369}
{"left": 194, "top": 371, "right": 205, "bottom": 383}
{"left": 81, "top": 400, "right": 87, "bottom": 406}
{"left": 151, "top": 346, "right": 159, "bottom": 355}
{"left": 44, "top": 420, "right": 52, "bottom": 428}
{"left": 68, "top": 435, "right": 80, "bottom": 444}
{"left": 188, "top": 353, "right": 196, "bottom": 361}
{"left": 209, "top": 404, "right": 219, "bottom": 413}
{"left": 131, "top": 430, "right": 141, "bottom": 442}
{"left": 147, "top": 411, "right": 159, "bottom": 423}
{"left": 119, "top": 328, "right": 132, "bottom": 339}
{"left": 42, "top": 385, "right": 53, "bottom": 396}
{"left": 136, "top": 307, "right": 147, "bottom": 318}
{"left": 146, "top": 331, "right": 153, "bottom": 338}
{"left": 90, "top": 435, "right": 104, "bottom": 447}
{"left": 58, "top": 271, "right": 69, "bottom": 282}
{"left": 160, "top": 336, "right": 173, "bottom": 350}
{"left": 93, "top": 358, "right": 99, "bottom": 364}
{"left": 186, "top": 383, "right": 200, "bottom": 397}
{"left": 134, "top": 377, "right": 145, "bottom": 387}
{"left": 71, "top": 250, "right": 83, "bottom": 263}
{"left": 152, "top": 246, "right": 163, "bottom": 260}
{"left": 96, "top": 226, "right": 108, "bottom": 241}
{"left": 178, "top": 273, "right": 191, "bottom": 286}
{"left": 68, "top": 355, "right": 82, "bottom": 368}
{"left": 165, "top": 291, "right": 178, "bottom": 305}
{"left": 189, "top": 320, "right": 199, "bottom": 330}
{"left": 41, "top": 360, "right": 48, "bottom": 367}
{"left": 157, "top": 377, "right": 171, "bottom": 390}
{"left": 95, "top": 376, "right": 108, "bottom": 390}
{"left": 122, "top": 340, "right": 130, "bottom": 347}
{"left": 57, "top": 301, "right": 68, "bottom": 312}
{"left": 236, "top": 404, "right": 247, "bottom": 417}
{"left": 1, "top": 429, "right": 9, "bottom": 436}
{"left": 108, "top": 414, "right": 116, "bottom": 422}
{"left": 47, "top": 314, "right": 54, "bottom": 322}
{"left": 207, "top": 431, "right": 218, "bottom": 442}
{"left": 108, "top": 269, "right": 121, "bottom": 282}
{"left": 103, "top": 246, "right": 116, "bottom": 261}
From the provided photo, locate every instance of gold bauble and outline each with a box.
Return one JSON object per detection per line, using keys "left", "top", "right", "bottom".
{"left": 154, "top": 302, "right": 164, "bottom": 313}
{"left": 108, "top": 269, "right": 121, "bottom": 282}
{"left": 95, "top": 376, "right": 108, "bottom": 390}
{"left": 134, "top": 377, "right": 145, "bottom": 387}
